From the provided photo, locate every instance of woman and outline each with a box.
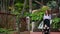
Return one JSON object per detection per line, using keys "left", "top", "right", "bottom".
{"left": 43, "top": 9, "right": 51, "bottom": 29}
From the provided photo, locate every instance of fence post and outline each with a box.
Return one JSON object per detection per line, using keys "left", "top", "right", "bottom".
{"left": 26, "top": 16, "right": 30, "bottom": 31}
{"left": 31, "top": 22, "right": 35, "bottom": 32}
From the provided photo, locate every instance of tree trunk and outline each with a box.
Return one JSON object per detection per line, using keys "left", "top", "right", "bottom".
{"left": 18, "top": 0, "right": 27, "bottom": 34}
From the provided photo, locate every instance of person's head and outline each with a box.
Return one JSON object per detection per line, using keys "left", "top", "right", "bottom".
{"left": 45, "top": 9, "right": 51, "bottom": 15}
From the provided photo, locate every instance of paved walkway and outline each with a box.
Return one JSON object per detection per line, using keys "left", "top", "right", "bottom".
{"left": 14, "top": 31, "right": 60, "bottom": 34}
{"left": 20, "top": 31, "right": 30, "bottom": 34}
{"left": 30, "top": 32, "right": 60, "bottom": 34}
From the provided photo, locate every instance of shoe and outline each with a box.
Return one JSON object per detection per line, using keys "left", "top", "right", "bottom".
{"left": 47, "top": 27, "right": 49, "bottom": 29}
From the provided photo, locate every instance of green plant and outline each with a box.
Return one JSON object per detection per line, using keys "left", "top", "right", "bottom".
{"left": 0, "top": 28, "right": 15, "bottom": 34}
{"left": 47, "top": 1, "right": 57, "bottom": 9}
{"left": 0, "top": 28, "right": 8, "bottom": 33}
{"left": 30, "top": 6, "right": 49, "bottom": 21}
{"left": 52, "top": 17, "right": 60, "bottom": 29}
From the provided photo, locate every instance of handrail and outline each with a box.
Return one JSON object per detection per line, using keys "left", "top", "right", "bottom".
{"left": 0, "top": 12, "right": 17, "bottom": 16}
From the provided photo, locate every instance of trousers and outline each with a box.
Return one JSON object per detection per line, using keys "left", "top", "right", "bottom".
{"left": 44, "top": 19, "right": 50, "bottom": 27}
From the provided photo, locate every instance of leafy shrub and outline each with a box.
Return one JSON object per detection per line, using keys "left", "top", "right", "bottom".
{"left": 0, "top": 28, "right": 8, "bottom": 33}
{"left": 47, "top": 1, "right": 57, "bottom": 9}
{"left": 30, "top": 6, "right": 49, "bottom": 21}
{"left": 52, "top": 17, "right": 60, "bottom": 29}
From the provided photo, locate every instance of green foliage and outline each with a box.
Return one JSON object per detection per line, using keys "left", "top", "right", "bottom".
{"left": 47, "top": 1, "right": 57, "bottom": 9}
{"left": 52, "top": 17, "right": 60, "bottom": 23}
{"left": 11, "top": 0, "right": 29, "bottom": 24}
{"left": 11, "top": 2, "right": 23, "bottom": 15}
{"left": 15, "top": 2, "right": 23, "bottom": 11}
{"left": 40, "top": 6, "right": 49, "bottom": 11}
{"left": 11, "top": 0, "right": 29, "bottom": 16}
{"left": 11, "top": 9, "right": 20, "bottom": 15}
{"left": 52, "top": 17, "right": 60, "bottom": 29}
{"left": 15, "top": 2, "right": 23, "bottom": 7}
{"left": 30, "top": 6, "right": 49, "bottom": 21}
{"left": 30, "top": 11, "right": 44, "bottom": 20}
{"left": 47, "top": 1, "right": 60, "bottom": 29}
{"left": 0, "top": 28, "right": 8, "bottom": 33}
{"left": 24, "top": 12, "right": 30, "bottom": 17}
{"left": 0, "top": 28, "right": 16, "bottom": 34}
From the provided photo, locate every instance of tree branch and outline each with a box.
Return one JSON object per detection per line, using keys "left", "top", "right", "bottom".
{"left": 34, "top": 0, "right": 44, "bottom": 6}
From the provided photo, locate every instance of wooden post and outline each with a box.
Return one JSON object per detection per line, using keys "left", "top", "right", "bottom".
{"left": 29, "top": 0, "right": 32, "bottom": 13}
{"left": 31, "top": 22, "right": 35, "bottom": 32}
{"left": 29, "top": 0, "right": 32, "bottom": 32}
{"left": 26, "top": 16, "right": 30, "bottom": 31}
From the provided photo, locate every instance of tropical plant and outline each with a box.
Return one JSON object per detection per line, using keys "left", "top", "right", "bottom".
{"left": 30, "top": 6, "right": 49, "bottom": 21}
{"left": 0, "top": 28, "right": 8, "bottom": 33}
{"left": 47, "top": 1, "right": 60, "bottom": 29}
{"left": 52, "top": 17, "right": 60, "bottom": 29}
{"left": 47, "top": 1, "right": 57, "bottom": 9}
